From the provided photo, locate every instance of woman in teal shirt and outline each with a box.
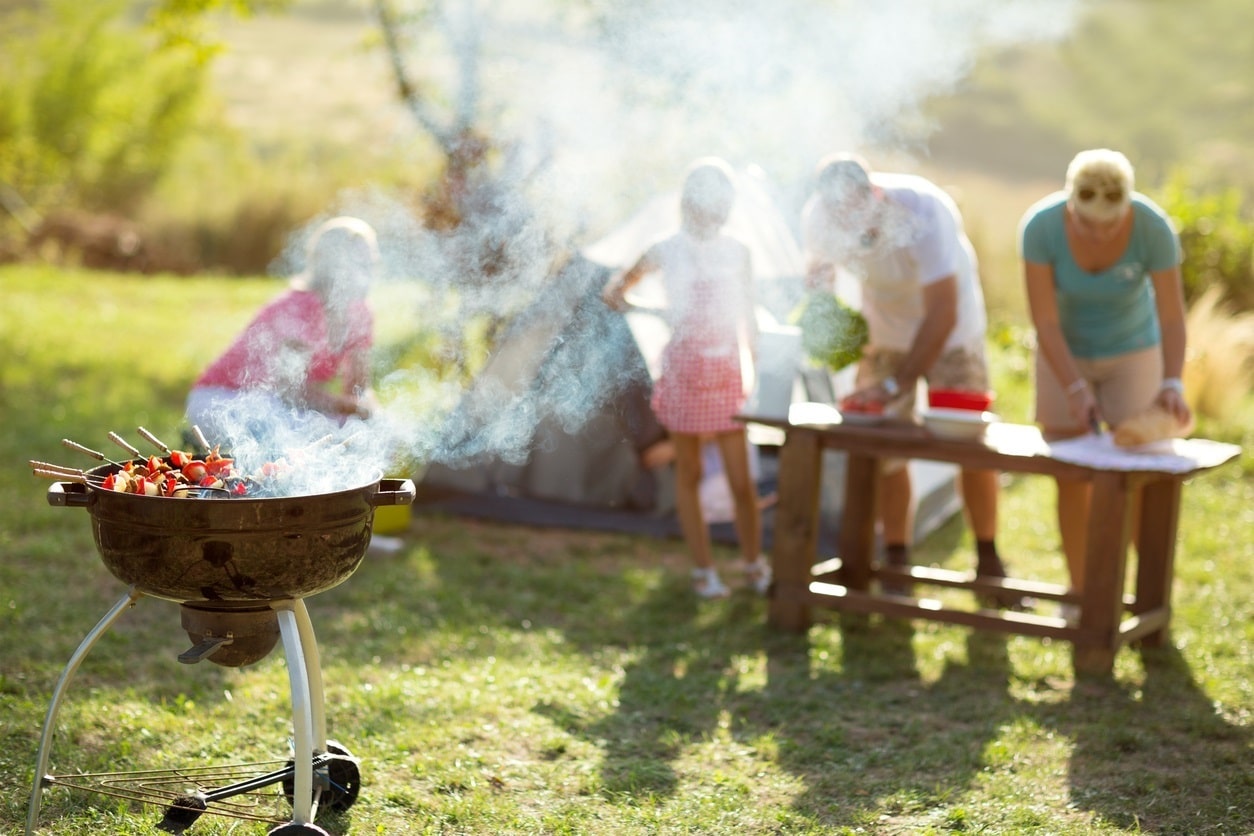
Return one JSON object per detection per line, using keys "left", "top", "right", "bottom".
{"left": 1019, "top": 148, "right": 1192, "bottom": 603}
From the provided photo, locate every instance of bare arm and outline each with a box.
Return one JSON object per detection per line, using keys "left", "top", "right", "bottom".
{"left": 848, "top": 276, "right": 957, "bottom": 408}
{"left": 1149, "top": 264, "right": 1191, "bottom": 423}
{"left": 896, "top": 275, "right": 957, "bottom": 390}
{"left": 1025, "top": 259, "right": 1099, "bottom": 427}
{"left": 282, "top": 336, "right": 374, "bottom": 420}
{"left": 603, "top": 246, "right": 661, "bottom": 311}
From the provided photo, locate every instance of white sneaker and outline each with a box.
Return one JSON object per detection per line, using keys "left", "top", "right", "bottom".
{"left": 691, "top": 567, "right": 730, "bottom": 599}
{"left": 744, "top": 556, "right": 773, "bottom": 596}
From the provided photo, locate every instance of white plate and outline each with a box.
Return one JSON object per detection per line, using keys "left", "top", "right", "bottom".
{"left": 922, "top": 407, "right": 996, "bottom": 423}
{"left": 787, "top": 402, "right": 842, "bottom": 426}
{"left": 922, "top": 408, "right": 999, "bottom": 440}
{"left": 839, "top": 410, "right": 888, "bottom": 426}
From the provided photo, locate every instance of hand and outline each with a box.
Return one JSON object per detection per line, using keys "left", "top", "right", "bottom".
{"left": 1065, "top": 381, "right": 1101, "bottom": 431}
{"left": 1155, "top": 384, "right": 1192, "bottom": 426}
{"left": 841, "top": 384, "right": 889, "bottom": 411}
{"left": 334, "top": 390, "right": 375, "bottom": 420}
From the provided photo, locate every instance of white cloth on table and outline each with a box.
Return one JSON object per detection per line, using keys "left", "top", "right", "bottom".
{"left": 1046, "top": 433, "right": 1241, "bottom": 473}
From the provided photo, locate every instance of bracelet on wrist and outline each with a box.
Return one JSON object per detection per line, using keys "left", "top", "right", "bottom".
{"left": 1065, "top": 378, "right": 1088, "bottom": 395}
{"left": 1160, "top": 377, "right": 1184, "bottom": 395}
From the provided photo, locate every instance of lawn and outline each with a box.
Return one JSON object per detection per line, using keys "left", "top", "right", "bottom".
{"left": 1, "top": 266, "right": 1251, "bottom": 835}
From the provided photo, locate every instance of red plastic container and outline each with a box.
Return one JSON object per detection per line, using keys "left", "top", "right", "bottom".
{"left": 927, "top": 388, "right": 994, "bottom": 412}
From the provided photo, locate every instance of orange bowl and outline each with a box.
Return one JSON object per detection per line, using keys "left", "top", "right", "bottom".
{"left": 927, "top": 388, "right": 994, "bottom": 412}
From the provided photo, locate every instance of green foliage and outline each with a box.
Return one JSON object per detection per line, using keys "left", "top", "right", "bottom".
{"left": 1153, "top": 170, "right": 1254, "bottom": 312}
{"left": 0, "top": 0, "right": 211, "bottom": 216}
{"left": 145, "top": 0, "right": 291, "bottom": 58}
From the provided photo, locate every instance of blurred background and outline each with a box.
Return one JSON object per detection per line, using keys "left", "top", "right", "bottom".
{"left": 1, "top": 0, "right": 1251, "bottom": 416}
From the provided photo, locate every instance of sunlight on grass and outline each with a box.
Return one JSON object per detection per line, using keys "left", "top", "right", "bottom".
{"left": 2, "top": 265, "right": 1251, "bottom": 834}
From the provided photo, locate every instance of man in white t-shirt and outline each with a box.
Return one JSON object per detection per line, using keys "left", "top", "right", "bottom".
{"left": 801, "top": 153, "right": 1013, "bottom": 604}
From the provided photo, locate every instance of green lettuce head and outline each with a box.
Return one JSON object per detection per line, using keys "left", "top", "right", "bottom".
{"left": 792, "top": 292, "right": 869, "bottom": 372}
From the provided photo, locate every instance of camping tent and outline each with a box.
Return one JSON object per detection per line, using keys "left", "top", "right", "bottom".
{"left": 417, "top": 167, "right": 959, "bottom": 544}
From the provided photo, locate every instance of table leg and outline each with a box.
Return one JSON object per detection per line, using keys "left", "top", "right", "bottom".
{"left": 1132, "top": 477, "right": 1183, "bottom": 648}
{"left": 1073, "top": 471, "right": 1133, "bottom": 675}
{"left": 769, "top": 429, "right": 822, "bottom": 633}
{"left": 839, "top": 453, "right": 879, "bottom": 592}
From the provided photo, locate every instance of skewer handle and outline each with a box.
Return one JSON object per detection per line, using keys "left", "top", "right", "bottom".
{"left": 32, "top": 467, "right": 87, "bottom": 483}
{"left": 29, "top": 460, "right": 86, "bottom": 477}
{"left": 108, "top": 432, "right": 142, "bottom": 458}
{"left": 136, "top": 426, "right": 172, "bottom": 454}
{"left": 61, "top": 438, "right": 106, "bottom": 461}
{"left": 191, "top": 425, "right": 212, "bottom": 453}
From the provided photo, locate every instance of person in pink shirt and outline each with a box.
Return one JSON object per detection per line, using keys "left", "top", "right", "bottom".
{"left": 186, "top": 216, "right": 380, "bottom": 449}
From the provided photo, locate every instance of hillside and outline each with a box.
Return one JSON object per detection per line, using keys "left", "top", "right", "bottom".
{"left": 207, "top": 0, "right": 1253, "bottom": 318}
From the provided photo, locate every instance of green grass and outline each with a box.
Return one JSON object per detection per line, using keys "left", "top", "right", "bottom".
{"left": 1, "top": 265, "right": 1252, "bottom": 834}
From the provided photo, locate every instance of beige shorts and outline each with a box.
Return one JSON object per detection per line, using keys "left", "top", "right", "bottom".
{"left": 856, "top": 340, "right": 990, "bottom": 472}
{"left": 1035, "top": 346, "right": 1162, "bottom": 434}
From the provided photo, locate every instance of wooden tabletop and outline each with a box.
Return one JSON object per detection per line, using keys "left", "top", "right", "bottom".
{"left": 737, "top": 411, "right": 1239, "bottom": 481}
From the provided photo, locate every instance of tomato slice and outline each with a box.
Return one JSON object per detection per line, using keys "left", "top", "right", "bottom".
{"left": 182, "top": 461, "right": 208, "bottom": 482}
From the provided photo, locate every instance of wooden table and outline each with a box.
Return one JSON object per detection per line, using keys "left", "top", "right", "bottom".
{"left": 740, "top": 411, "right": 1240, "bottom": 675}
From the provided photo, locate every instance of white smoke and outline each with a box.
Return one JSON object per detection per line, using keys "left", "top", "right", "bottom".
{"left": 242, "top": 0, "right": 1086, "bottom": 481}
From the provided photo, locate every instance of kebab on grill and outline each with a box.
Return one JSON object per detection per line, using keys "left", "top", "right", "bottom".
{"left": 32, "top": 428, "right": 299, "bottom": 498}
{"left": 96, "top": 448, "right": 249, "bottom": 497}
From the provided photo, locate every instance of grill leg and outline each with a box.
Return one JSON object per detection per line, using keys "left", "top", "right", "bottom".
{"left": 274, "top": 600, "right": 320, "bottom": 825}
{"left": 26, "top": 588, "right": 144, "bottom": 836}
{"left": 289, "top": 599, "right": 327, "bottom": 750}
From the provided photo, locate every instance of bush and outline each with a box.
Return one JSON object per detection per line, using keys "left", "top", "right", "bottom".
{"left": 1154, "top": 170, "right": 1254, "bottom": 312}
{"left": 0, "top": 0, "right": 211, "bottom": 221}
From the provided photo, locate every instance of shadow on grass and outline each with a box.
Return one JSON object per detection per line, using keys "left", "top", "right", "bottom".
{"left": 361, "top": 523, "right": 1023, "bottom": 829}
{"left": 13, "top": 511, "right": 1251, "bottom": 835}
{"left": 749, "top": 617, "right": 1017, "bottom": 829}
{"left": 1040, "top": 644, "right": 1254, "bottom": 834}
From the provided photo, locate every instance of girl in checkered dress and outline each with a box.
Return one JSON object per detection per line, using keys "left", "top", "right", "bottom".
{"left": 603, "top": 158, "right": 768, "bottom": 598}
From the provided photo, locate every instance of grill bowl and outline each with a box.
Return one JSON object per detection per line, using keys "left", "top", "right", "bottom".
{"left": 49, "top": 465, "right": 415, "bottom": 605}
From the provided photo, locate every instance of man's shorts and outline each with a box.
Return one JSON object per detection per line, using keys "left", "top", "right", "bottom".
{"left": 855, "top": 340, "right": 990, "bottom": 408}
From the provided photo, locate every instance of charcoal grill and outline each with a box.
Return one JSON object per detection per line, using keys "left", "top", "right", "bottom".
{"left": 25, "top": 461, "right": 415, "bottom": 835}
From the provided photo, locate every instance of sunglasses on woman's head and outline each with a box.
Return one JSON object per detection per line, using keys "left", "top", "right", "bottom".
{"left": 1077, "top": 187, "right": 1124, "bottom": 203}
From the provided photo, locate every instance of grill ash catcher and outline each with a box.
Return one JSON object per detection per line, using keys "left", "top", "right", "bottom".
{"left": 25, "top": 447, "right": 415, "bottom": 835}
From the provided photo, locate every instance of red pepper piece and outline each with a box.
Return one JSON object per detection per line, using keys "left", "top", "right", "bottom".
{"left": 204, "top": 457, "right": 234, "bottom": 477}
